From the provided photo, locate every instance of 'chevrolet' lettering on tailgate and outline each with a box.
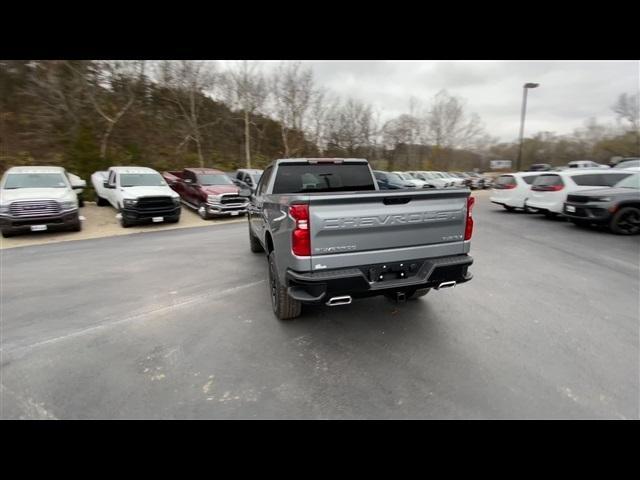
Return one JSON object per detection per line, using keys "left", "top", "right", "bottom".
{"left": 322, "top": 210, "right": 462, "bottom": 229}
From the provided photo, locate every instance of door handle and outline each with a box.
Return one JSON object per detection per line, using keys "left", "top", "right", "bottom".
{"left": 383, "top": 196, "right": 412, "bottom": 205}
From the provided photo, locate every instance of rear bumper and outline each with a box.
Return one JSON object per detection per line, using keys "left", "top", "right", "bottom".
{"left": 526, "top": 198, "right": 562, "bottom": 213}
{"left": 0, "top": 210, "right": 79, "bottom": 232}
{"left": 562, "top": 202, "right": 611, "bottom": 223}
{"left": 286, "top": 254, "right": 473, "bottom": 304}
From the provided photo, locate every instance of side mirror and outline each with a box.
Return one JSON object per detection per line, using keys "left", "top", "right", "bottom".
{"left": 71, "top": 179, "right": 86, "bottom": 190}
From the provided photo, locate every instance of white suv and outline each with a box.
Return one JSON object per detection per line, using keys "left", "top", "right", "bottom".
{"left": 526, "top": 169, "right": 633, "bottom": 217}
{"left": 490, "top": 172, "right": 542, "bottom": 211}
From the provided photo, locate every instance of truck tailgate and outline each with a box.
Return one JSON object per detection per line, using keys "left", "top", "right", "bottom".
{"left": 307, "top": 189, "right": 470, "bottom": 270}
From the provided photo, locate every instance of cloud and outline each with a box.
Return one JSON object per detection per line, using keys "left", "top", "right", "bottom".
{"left": 258, "top": 60, "right": 639, "bottom": 142}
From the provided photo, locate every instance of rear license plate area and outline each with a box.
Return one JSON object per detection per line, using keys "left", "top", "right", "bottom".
{"left": 368, "top": 261, "right": 420, "bottom": 283}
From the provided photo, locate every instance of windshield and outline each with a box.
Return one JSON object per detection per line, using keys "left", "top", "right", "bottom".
{"left": 386, "top": 172, "right": 404, "bottom": 182}
{"left": 614, "top": 173, "right": 640, "bottom": 189}
{"left": 3, "top": 173, "right": 68, "bottom": 189}
{"left": 198, "top": 174, "right": 233, "bottom": 186}
{"left": 120, "top": 173, "right": 166, "bottom": 187}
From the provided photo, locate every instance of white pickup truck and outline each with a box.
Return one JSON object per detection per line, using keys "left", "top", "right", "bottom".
{"left": 92, "top": 166, "right": 181, "bottom": 228}
{"left": 0, "top": 166, "right": 84, "bottom": 237}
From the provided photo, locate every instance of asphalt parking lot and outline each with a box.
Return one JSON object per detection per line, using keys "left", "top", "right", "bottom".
{"left": 1, "top": 191, "right": 638, "bottom": 419}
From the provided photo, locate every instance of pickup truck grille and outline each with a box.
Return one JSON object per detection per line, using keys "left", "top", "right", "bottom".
{"left": 9, "top": 200, "right": 61, "bottom": 217}
{"left": 220, "top": 194, "right": 247, "bottom": 206}
{"left": 137, "top": 196, "right": 174, "bottom": 209}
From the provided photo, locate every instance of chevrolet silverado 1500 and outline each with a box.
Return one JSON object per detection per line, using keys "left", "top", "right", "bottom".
{"left": 0, "top": 166, "right": 82, "bottom": 237}
{"left": 162, "top": 168, "right": 249, "bottom": 219}
{"left": 246, "top": 158, "right": 474, "bottom": 320}
{"left": 92, "top": 166, "right": 181, "bottom": 227}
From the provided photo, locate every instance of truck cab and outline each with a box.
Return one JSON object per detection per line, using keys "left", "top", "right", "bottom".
{"left": 234, "top": 169, "right": 263, "bottom": 193}
{"left": 0, "top": 166, "right": 82, "bottom": 237}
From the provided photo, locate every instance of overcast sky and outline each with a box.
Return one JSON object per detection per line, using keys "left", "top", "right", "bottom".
{"left": 255, "top": 60, "right": 639, "bottom": 143}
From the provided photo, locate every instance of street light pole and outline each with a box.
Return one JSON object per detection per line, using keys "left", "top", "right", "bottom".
{"left": 516, "top": 82, "right": 539, "bottom": 172}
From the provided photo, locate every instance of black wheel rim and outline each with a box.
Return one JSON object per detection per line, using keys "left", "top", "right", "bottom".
{"left": 616, "top": 210, "right": 640, "bottom": 234}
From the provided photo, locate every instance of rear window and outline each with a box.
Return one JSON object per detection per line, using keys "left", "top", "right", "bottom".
{"left": 522, "top": 174, "right": 540, "bottom": 185}
{"left": 533, "top": 174, "right": 563, "bottom": 187}
{"left": 494, "top": 175, "right": 516, "bottom": 187}
{"left": 272, "top": 163, "right": 376, "bottom": 194}
{"left": 572, "top": 173, "right": 630, "bottom": 187}
{"left": 615, "top": 173, "right": 640, "bottom": 189}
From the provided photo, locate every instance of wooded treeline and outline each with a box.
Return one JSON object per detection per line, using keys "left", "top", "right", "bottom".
{"left": 1, "top": 60, "right": 638, "bottom": 181}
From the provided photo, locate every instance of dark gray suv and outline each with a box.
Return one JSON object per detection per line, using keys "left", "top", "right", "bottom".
{"left": 562, "top": 172, "right": 640, "bottom": 234}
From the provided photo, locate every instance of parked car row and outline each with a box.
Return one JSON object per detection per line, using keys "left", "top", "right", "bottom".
{"left": 372, "top": 170, "right": 492, "bottom": 190}
{"left": 490, "top": 168, "right": 640, "bottom": 235}
{"left": 0, "top": 164, "right": 259, "bottom": 237}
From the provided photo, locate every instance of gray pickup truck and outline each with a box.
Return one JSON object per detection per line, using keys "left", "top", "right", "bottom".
{"left": 246, "top": 158, "right": 474, "bottom": 320}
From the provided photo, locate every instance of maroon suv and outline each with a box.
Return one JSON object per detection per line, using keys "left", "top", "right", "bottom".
{"left": 162, "top": 168, "right": 249, "bottom": 219}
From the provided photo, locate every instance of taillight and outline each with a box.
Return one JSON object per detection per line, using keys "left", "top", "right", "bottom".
{"left": 532, "top": 184, "right": 564, "bottom": 192}
{"left": 504, "top": 183, "right": 517, "bottom": 189}
{"left": 464, "top": 196, "right": 475, "bottom": 241}
{"left": 290, "top": 204, "right": 310, "bottom": 256}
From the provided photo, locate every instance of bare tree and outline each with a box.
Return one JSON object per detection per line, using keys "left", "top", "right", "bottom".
{"left": 305, "top": 86, "right": 340, "bottom": 154}
{"left": 612, "top": 92, "right": 640, "bottom": 154}
{"left": 612, "top": 93, "right": 640, "bottom": 131}
{"left": 20, "top": 61, "right": 86, "bottom": 143}
{"left": 325, "top": 98, "right": 377, "bottom": 156}
{"left": 67, "top": 60, "right": 144, "bottom": 160}
{"left": 222, "top": 61, "right": 268, "bottom": 168}
{"left": 423, "top": 89, "right": 485, "bottom": 150}
{"left": 269, "top": 62, "right": 314, "bottom": 157}
{"left": 157, "top": 60, "right": 217, "bottom": 167}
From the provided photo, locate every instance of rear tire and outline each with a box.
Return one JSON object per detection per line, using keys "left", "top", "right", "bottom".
{"left": 1, "top": 230, "right": 15, "bottom": 238}
{"left": 77, "top": 195, "right": 85, "bottom": 208}
{"left": 96, "top": 194, "right": 109, "bottom": 207}
{"left": 268, "top": 252, "right": 301, "bottom": 320}
{"left": 609, "top": 206, "right": 640, "bottom": 235}
{"left": 544, "top": 211, "right": 558, "bottom": 219}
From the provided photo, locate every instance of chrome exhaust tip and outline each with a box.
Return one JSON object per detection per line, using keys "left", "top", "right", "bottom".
{"left": 437, "top": 281, "right": 457, "bottom": 290}
{"left": 326, "top": 295, "right": 352, "bottom": 307}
